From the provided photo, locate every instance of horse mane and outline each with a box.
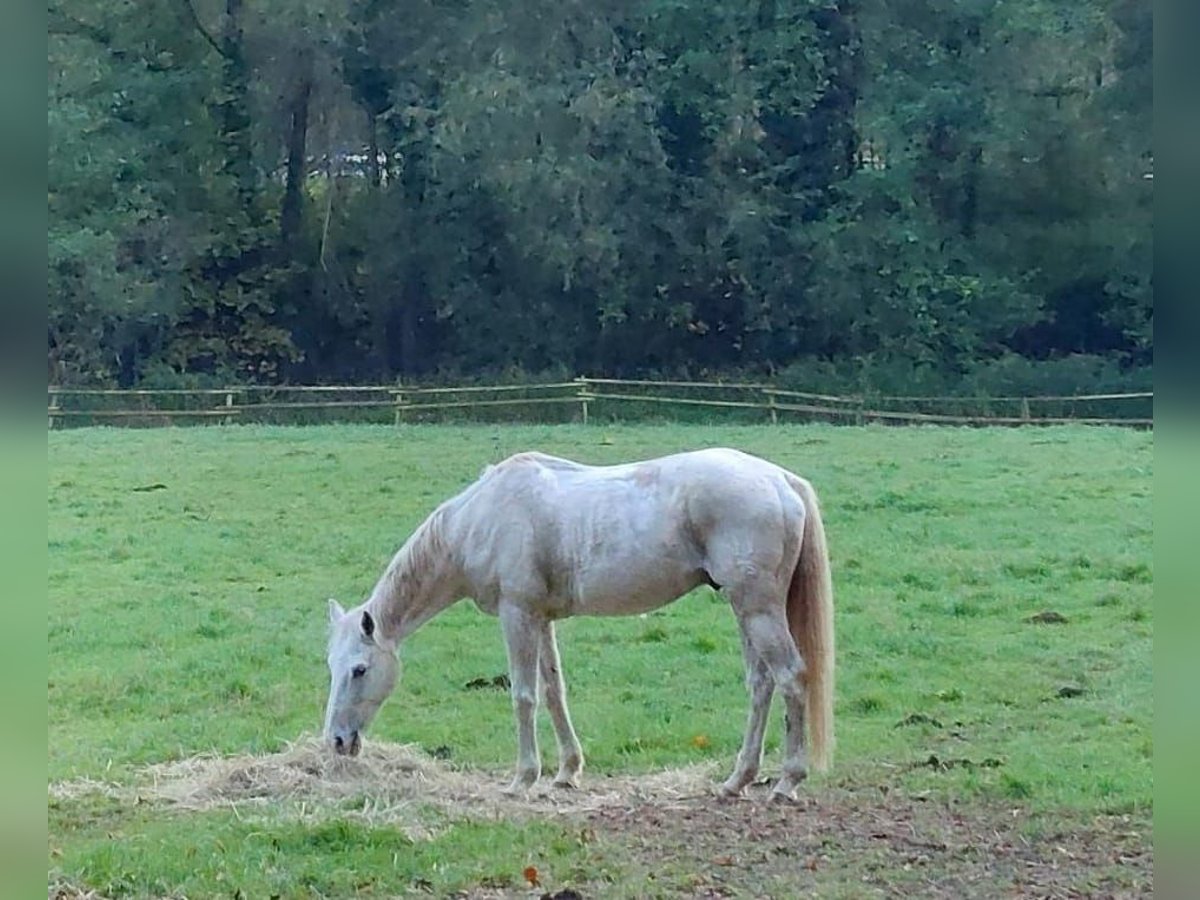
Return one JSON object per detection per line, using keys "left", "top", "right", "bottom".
{"left": 367, "top": 503, "right": 454, "bottom": 635}
{"left": 360, "top": 456, "right": 561, "bottom": 636}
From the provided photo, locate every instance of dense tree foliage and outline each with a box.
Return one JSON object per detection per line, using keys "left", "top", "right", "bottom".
{"left": 48, "top": 0, "right": 1151, "bottom": 390}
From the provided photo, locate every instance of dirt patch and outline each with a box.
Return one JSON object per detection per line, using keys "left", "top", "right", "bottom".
{"left": 1027, "top": 610, "right": 1070, "bottom": 624}
{"left": 575, "top": 784, "right": 1152, "bottom": 899}
{"left": 464, "top": 674, "right": 512, "bottom": 691}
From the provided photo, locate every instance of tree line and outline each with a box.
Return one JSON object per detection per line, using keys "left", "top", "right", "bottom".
{"left": 48, "top": 0, "right": 1151, "bottom": 394}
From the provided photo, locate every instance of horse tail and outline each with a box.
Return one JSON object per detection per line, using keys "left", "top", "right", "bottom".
{"left": 786, "top": 475, "right": 835, "bottom": 772}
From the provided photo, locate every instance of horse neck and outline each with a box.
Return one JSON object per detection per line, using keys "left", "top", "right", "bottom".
{"left": 367, "top": 507, "right": 462, "bottom": 642}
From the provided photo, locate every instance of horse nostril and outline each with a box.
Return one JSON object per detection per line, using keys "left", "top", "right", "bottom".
{"left": 334, "top": 735, "right": 345, "bottom": 752}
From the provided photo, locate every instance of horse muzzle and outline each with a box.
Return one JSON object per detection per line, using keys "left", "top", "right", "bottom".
{"left": 331, "top": 730, "right": 362, "bottom": 757}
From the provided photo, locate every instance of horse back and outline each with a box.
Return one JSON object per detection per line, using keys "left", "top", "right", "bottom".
{"left": 457, "top": 448, "right": 801, "bottom": 614}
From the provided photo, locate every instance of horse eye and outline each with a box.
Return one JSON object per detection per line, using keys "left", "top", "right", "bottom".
{"left": 351, "top": 664, "right": 367, "bottom": 678}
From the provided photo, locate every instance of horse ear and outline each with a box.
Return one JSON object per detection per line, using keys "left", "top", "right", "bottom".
{"left": 328, "top": 598, "right": 346, "bottom": 623}
{"left": 361, "top": 610, "right": 376, "bottom": 639}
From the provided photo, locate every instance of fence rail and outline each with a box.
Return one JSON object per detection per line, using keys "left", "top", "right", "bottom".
{"left": 47, "top": 378, "right": 1153, "bottom": 429}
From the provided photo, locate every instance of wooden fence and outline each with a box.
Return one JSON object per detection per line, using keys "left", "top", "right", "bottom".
{"left": 46, "top": 378, "right": 1153, "bottom": 428}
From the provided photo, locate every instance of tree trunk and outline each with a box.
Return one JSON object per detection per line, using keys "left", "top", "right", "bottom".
{"left": 398, "top": 278, "right": 419, "bottom": 377}
{"left": 280, "top": 54, "right": 313, "bottom": 254}
{"left": 367, "top": 113, "right": 381, "bottom": 188}
{"left": 961, "top": 142, "right": 982, "bottom": 238}
{"left": 219, "top": 0, "right": 258, "bottom": 222}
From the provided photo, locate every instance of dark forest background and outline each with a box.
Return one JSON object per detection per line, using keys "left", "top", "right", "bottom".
{"left": 48, "top": 0, "right": 1151, "bottom": 395}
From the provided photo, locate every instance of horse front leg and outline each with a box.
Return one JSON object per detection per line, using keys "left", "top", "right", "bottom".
{"left": 499, "top": 600, "right": 542, "bottom": 794}
{"left": 721, "top": 629, "right": 774, "bottom": 798}
{"left": 539, "top": 620, "right": 584, "bottom": 788}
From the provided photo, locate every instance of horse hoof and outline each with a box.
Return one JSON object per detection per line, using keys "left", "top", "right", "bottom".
{"left": 719, "top": 770, "right": 756, "bottom": 798}
{"left": 552, "top": 777, "right": 579, "bottom": 790}
{"left": 503, "top": 771, "right": 540, "bottom": 796}
{"left": 769, "top": 789, "right": 799, "bottom": 804}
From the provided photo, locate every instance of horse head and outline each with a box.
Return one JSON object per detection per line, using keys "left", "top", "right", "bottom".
{"left": 323, "top": 599, "right": 399, "bottom": 756}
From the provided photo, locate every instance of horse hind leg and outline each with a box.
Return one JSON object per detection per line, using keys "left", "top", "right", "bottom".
{"left": 721, "top": 631, "right": 774, "bottom": 798}
{"left": 735, "top": 604, "right": 810, "bottom": 802}
{"left": 539, "top": 621, "right": 584, "bottom": 788}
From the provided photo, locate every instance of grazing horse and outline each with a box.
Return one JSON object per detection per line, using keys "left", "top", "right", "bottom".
{"left": 323, "top": 448, "right": 834, "bottom": 800}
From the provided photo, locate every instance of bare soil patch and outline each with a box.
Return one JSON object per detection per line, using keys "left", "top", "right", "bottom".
{"left": 574, "top": 784, "right": 1152, "bottom": 899}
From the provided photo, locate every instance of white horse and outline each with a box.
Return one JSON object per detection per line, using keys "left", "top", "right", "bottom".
{"left": 323, "top": 447, "right": 834, "bottom": 800}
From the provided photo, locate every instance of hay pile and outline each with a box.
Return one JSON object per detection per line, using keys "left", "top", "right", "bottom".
{"left": 48, "top": 877, "right": 108, "bottom": 900}
{"left": 51, "top": 735, "right": 719, "bottom": 836}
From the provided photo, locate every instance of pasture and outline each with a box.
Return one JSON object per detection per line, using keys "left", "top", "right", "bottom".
{"left": 48, "top": 423, "right": 1153, "bottom": 897}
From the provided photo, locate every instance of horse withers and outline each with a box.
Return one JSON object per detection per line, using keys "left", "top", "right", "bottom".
{"left": 323, "top": 447, "right": 834, "bottom": 801}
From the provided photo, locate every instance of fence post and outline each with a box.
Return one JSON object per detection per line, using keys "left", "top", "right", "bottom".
{"left": 1020, "top": 397, "right": 1031, "bottom": 421}
{"left": 224, "top": 391, "right": 235, "bottom": 426}
{"left": 576, "top": 377, "right": 590, "bottom": 425}
{"left": 48, "top": 391, "right": 59, "bottom": 429}
{"left": 856, "top": 396, "right": 865, "bottom": 426}
{"left": 765, "top": 389, "right": 778, "bottom": 425}
{"left": 393, "top": 388, "right": 405, "bottom": 427}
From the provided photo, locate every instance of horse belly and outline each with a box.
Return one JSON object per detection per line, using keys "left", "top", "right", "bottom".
{"left": 571, "top": 560, "right": 704, "bottom": 616}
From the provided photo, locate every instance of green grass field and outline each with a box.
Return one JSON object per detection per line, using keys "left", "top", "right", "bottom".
{"left": 48, "top": 424, "right": 1153, "bottom": 897}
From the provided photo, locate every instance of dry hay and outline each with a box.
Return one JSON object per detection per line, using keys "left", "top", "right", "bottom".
{"left": 48, "top": 877, "right": 112, "bottom": 900}
{"left": 50, "top": 734, "right": 720, "bottom": 838}
{"left": 48, "top": 776, "right": 124, "bottom": 804}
